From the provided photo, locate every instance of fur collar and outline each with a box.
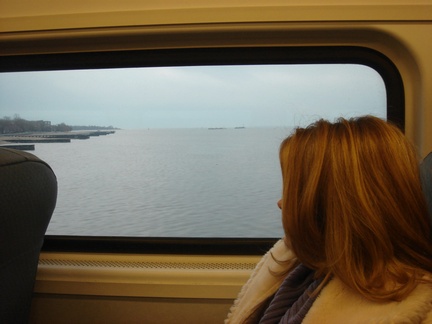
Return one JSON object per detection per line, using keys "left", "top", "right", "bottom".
{"left": 226, "top": 239, "right": 432, "bottom": 323}
{"left": 304, "top": 276, "right": 432, "bottom": 324}
{"left": 225, "top": 239, "right": 296, "bottom": 323}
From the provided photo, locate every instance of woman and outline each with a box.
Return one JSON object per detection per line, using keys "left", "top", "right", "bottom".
{"left": 226, "top": 116, "right": 432, "bottom": 323}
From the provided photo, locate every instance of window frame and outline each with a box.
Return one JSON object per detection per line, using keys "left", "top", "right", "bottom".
{"left": 0, "top": 46, "right": 404, "bottom": 255}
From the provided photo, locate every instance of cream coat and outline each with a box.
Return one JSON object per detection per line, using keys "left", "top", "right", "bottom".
{"left": 226, "top": 239, "right": 432, "bottom": 324}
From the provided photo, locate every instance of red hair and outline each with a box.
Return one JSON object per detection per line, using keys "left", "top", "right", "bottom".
{"left": 279, "top": 116, "right": 432, "bottom": 301}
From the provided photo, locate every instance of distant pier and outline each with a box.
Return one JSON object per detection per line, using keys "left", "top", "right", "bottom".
{"left": 0, "top": 130, "right": 116, "bottom": 151}
{"left": 0, "top": 143, "right": 35, "bottom": 150}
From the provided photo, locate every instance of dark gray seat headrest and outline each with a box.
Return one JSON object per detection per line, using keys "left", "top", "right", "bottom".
{"left": 0, "top": 148, "right": 57, "bottom": 323}
{"left": 420, "top": 152, "right": 432, "bottom": 225}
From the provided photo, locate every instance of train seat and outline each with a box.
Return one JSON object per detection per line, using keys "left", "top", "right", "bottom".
{"left": 0, "top": 148, "right": 57, "bottom": 323}
{"left": 420, "top": 152, "right": 432, "bottom": 223}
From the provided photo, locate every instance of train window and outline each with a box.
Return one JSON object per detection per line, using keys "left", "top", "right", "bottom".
{"left": 0, "top": 47, "right": 404, "bottom": 252}
{"left": 0, "top": 63, "right": 387, "bottom": 238}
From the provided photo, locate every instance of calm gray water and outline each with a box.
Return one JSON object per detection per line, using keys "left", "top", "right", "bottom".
{"left": 33, "top": 128, "right": 290, "bottom": 237}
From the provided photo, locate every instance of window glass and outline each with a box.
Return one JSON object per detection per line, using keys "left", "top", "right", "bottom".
{"left": 0, "top": 64, "right": 386, "bottom": 237}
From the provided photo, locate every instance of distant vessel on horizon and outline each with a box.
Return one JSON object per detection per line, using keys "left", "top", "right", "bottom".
{"left": 208, "top": 126, "right": 246, "bottom": 130}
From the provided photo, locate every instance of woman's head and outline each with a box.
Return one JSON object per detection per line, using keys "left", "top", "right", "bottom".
{"left": 279, "top": 115, "right": 432, "bottom": 301}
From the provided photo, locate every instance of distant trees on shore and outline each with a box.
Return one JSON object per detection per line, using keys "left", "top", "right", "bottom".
{"left": 0, "top": 115, "right": 72, "bottom": 134}
{"left": 71, "top": 125, "right": 117, "bottom": 131}
{"left": 0, "top": 115, "right": 117, "bottom": 134}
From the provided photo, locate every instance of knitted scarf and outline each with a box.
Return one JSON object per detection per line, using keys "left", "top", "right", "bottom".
{"left": 258, "top": 264, "right": 323, "bottom": 324}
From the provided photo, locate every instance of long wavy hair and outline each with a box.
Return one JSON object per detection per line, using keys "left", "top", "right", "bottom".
{"left": 279, "top": 115, "right": 432, "bottom": 302}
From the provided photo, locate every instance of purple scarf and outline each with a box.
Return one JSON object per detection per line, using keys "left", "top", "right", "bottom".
{"left": 259, "top": 264, "right": 323, "bottom": 324}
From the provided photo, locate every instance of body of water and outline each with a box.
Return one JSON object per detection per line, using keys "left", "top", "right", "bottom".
{"left": 33, "top": 127, "right": 290, "bottom": 238}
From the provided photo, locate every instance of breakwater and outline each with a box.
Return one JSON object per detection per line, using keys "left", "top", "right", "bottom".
{"left": 0, "top": 130, "right": 115, "bottom": 151}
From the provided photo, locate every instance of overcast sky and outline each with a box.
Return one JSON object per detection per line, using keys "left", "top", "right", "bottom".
{"left": 0, "top": 64, "right": 386, "bottom": 129}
